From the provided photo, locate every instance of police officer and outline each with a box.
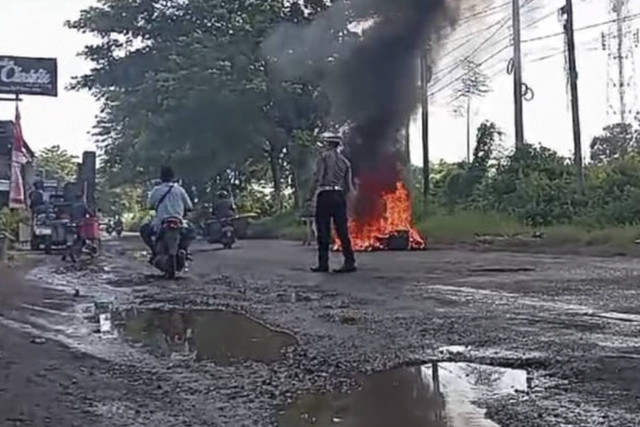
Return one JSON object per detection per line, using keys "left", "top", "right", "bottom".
{"left": 307, "top": 132, "right": 356, "bottom": 273}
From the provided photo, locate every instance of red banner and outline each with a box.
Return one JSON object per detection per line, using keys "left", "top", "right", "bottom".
{"left": 9, "top": 105, "right": 26, "bottom": 209}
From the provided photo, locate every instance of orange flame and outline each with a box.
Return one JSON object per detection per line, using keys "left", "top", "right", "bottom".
{"left": 335, "top": 180, "right": 426, "bottom": 251}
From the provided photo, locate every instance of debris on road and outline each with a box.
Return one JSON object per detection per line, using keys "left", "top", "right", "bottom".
{"left": 469, "top": 266, "right": 536, "bottom": 273}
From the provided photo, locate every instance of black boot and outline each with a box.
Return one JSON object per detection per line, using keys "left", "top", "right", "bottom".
{"left": 310, "top": 265, "right": 329, "bottom": 273}
{"left": 333, "top": 264, "right": 357, "bottom": 274}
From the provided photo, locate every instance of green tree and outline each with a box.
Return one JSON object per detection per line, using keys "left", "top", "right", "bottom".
{"left": 590, "top": 123, "right": 637, "bottom": 165}
{"left": 452, "top": 59, "right": 491, "bottom": 163}
{"left": 67, "top": 0, "right": 331, "bottom": 214}
{"left": 37, "top": 145, "right": 78, "bottom": 182}
{"left": 441, "top": 121, "right": 499, "bottom": 210}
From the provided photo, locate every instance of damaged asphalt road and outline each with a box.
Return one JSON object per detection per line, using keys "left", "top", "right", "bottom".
{"left": 1, "top": 238, "right": 640, "bottom": 426}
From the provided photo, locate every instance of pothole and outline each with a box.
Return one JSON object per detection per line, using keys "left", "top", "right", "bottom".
{"left": 114, "top": 308, "right": 296, "bottom": 365}
{"left": 279, "top": 362, "right": 528, "bottom": 426}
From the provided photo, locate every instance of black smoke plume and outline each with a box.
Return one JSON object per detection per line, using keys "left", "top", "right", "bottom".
{"left": 263, "top": 0, "right": 459, "bottom": 225}
{"left": 263, "top": 0, "right": 458, "bottom": 170}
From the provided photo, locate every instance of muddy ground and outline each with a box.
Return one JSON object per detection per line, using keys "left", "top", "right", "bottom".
{"left": 1, "top": 237, "right": 640, "bottom": 426}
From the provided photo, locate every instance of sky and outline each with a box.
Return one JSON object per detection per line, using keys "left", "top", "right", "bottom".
{"left": 0, "top": 0, "right": 638, "bottom": 164}
{"left": 0, "top": 0, "right": 98, "bottom": 156}
{"left": 410, "top": 0, "right": 640, "bottom": 164}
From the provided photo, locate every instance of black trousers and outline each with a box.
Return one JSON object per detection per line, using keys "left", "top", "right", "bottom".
{"left": 315, "top": 190, "right": 355, "bottom": 268}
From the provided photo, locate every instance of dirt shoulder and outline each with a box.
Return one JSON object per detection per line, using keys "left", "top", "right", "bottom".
{"left": 0, "top": 257, "right": 98, "bottom": 427}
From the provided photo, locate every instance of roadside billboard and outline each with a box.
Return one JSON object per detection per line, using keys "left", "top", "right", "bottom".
{"left": 0, "top": 56, "right": 57, "bottom": 97}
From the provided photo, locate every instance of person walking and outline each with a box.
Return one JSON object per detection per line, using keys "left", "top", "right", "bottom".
{"left": 300, "top": 198, "right": 316, "bottom": 246}
{"left": 307, "top": 132, "right": 356, "bottom": 273}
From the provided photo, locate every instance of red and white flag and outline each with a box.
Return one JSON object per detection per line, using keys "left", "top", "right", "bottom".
{"left": 12, "top": 105, "right": 27, "bottom": 165}
{"left": 9, "top": 105, "right": 27, "bottom": 209}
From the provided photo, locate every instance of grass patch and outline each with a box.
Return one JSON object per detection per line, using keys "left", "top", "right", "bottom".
{"left": 544, "top": 224, "right": 640, "bottom": 248}
{"left": 418, "top": 211, "right": 528, "bottom": 244}
{"left": 248, "top": 212, "right": 305, "bottom": 240}
{"left": 248, "top": 208, "right": 640, "bottom": 254}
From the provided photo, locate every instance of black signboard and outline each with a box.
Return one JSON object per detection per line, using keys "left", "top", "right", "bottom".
{"left": 0, "top": 56, "right": 57, "bottom": 97}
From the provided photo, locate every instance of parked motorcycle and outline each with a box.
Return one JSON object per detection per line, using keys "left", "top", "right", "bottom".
{"left": 30, "top": 211, "right": 54, "bottom": 252}
{"left": 153, "top": 217, "right": 188, "bottom": 279}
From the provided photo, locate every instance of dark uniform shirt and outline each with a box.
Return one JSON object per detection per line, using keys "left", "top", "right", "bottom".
{"left": 29, "top": 190, "right": 44, "bottom": 211}
{"left": 311, "top": 149, "right": 353, "bottom": 195}
{"left": 213, "top": 198, "right": 236, "bottom": 219}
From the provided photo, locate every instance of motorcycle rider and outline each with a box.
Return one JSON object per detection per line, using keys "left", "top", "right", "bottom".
{"left": 28, "top": 180, "right": 46, "bottom": 215}
{"left": 212, "top": 190, "right": 236, "bottom": 220}
{"left": 113, "top": 215, "right": 123, "bottom": 231}
{"left": 140, "top": 166, "right": 195, "bottom": 261}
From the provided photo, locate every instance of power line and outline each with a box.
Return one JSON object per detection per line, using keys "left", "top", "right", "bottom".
{"left": 522, "top": 12, "right": 640, "bottom": 44}
{"left": 456, "top": 1, "right": 511, "bottom": 25}
{"left": 441, "top": 15, "right": 513, "bottom": 56}
{"left": 431, "top": 8, "right": 624, "bottom": 99}
{"left": 433, "top": 7, "right": 558, "bottom": 83}
{"left": 433, "top": 16, "right": 511, "bottom": 80}
{"left": 430, "top": 44, "right": 511, "bottom": 98}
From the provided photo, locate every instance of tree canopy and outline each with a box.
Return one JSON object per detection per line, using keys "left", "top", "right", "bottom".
{"left": 37, "top": 145, "right": 78, "bottom": 182}
{"left": 67, "top": 0, "right": 334, "bottom": 211}
{"left": 590, "top": 123, "right": 638, "bottom": 165}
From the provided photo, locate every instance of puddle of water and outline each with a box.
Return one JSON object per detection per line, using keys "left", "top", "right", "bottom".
{"left": 115, "top": 309, "right": 295, "bottom": 365}
{"left": 279, "top": 362, "right": 527, "bottom": 427}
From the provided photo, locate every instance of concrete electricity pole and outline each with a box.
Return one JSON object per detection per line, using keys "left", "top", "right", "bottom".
{"left": 562, "top": 0, "right": 584, "bottom": 191}
{"left": 404, "top": 119, "right": 411, "bottom": 165}
{"left": 512, "top": 0, "right": 525, "bottom": 148}
{"left": 420, "top": 48, "right": 431, "bottom": 204}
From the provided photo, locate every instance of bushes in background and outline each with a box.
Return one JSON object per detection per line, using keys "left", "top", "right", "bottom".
{"left": 415, "top": 120, "right": 640, "bottom": 230}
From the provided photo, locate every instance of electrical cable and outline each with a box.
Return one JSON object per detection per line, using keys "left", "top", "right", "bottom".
{"left": 522, "top": 12, "right": 640, "bottom": 44}
{"left": 433, "top": 6, "right": 558, "bottom": 82}
{"left": 456, "top": 0, "right": 512, "bottom": 24}
{"left": 430, "top": 5, "right": 603, "bottom": 97}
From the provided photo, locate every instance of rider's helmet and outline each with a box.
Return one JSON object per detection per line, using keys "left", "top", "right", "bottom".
{"left": 160, "top": 166, "right": 175, "bottom": 183}
{"left": 217, "top": 190, "right": 229, "bottom": 199}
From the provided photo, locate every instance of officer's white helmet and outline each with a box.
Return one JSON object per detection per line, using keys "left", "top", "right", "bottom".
{"left": 320, "top": 132, "right": 342, "bottom": 145}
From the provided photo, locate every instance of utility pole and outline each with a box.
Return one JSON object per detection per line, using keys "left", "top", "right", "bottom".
{"left": 404, "top": 119, "right": 411, "bottom": 165}
{"left": 512, "top": 0, "right": 525, "bottom": 148}
{"left": 420, "top": 48, "right": 431, "bottom": 204}
{"left": 466, "top": 97, "right": 471, "bottom": 163}
{"left": 562, "top": 0, "right": 584, "bottom": 191}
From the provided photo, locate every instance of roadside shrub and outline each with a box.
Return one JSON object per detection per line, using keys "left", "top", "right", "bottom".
{"left": 248, "top": 211, "right": 304, "bottom": 239}
{"left": 0, "top": 208, "right": 28, "bottom": 240}
{"left": 125, "top": 210, "right": 153, "bottom": 232}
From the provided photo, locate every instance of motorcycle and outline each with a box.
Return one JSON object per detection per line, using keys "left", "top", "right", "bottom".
{"left": 30, "top": 211, "right": 54, "bottom": 252}
{"left": 114, "top": 224, "right": 124, "bottom": 238}
{"left": 153, "top": 217, "right": 188, "bottom": 279}
{"left": 63, "top": 217, "right": 101, "bottom": 263}
{"left": 206, "top": 217, "right": 236, "bottom": 249}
